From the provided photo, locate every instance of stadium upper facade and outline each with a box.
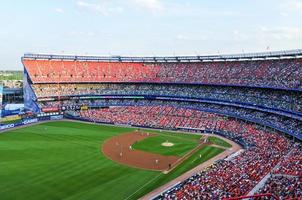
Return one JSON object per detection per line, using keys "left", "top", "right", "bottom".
{"left": 22, "top": 49, "right": 302, "bottom": 140}
{"left": 23, "top": 49, "right": 302, "bottom": 89}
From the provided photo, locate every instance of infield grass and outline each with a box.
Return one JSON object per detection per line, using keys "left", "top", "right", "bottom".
{"left": 0, "top": 121, "right": 226, "bottom": 200}
{"left": 132, "top": 132, "right": 201, "bottom": 156}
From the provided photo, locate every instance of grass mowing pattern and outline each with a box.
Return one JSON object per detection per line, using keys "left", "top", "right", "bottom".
{"left": 208, "top": 136, "right": 232, "bottom": 148}
{"left": 0, "top": 121, "right": 225, "bottom": 200}
{"left": 132, "top": 133, "right": 201, "bottom": 156}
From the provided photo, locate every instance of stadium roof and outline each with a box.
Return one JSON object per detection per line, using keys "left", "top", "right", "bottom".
{"left": 22, "top": 49, "right": 302, "bottom": 63}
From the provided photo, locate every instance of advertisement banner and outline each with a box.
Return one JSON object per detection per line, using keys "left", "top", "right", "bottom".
{"left": 1, "top": 115, "right": 21, "bottom": 123}
{"left": 0, "top": 116, "right": 64, "bottom": 131}
{"left": 50, "top": 115, "right": 63, "bottom": 120}
{"left": 80, "top": 105, "right": 88, "bottom": 110}
{"left": 37, "top": 97, "right": 56, "bottom": 102}
{"left": 1, "top": 123, "right": 15, "bottom": 130}
{"left": 61, "top": 105, "right": 81, "bottom": 111}
{"left": 42, "top": 107, "right": 59, "bottom": 112}
{"left": 22, "top": 118, "right": 38, "bottom": 125}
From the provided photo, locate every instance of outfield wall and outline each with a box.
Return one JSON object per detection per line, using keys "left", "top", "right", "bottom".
{"left": 0, "top": 113, "right": 296, "bottom": 148}
{"left": 1, "top": 112, "right": 297, "bottom": 148}
{"left": 0, "top": 115, "right": 63, "bottom": 131}
{"left": 64, "top": 115, "right": 248, "bottom": 148}
{"left": 0, "top": 112, "right": 247, "bottom": 150}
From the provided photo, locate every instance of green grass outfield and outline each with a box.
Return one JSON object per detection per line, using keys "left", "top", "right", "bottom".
{"left": 208, "top": 136, "right": 232, "bottom": 148}
{"left": 0, "top": 121, "right": 226, "bottom": 200}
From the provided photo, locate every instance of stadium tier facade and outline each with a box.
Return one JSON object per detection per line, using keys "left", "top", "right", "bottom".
{"left": 20, "top": 50, "right": 302, "bottom": 199}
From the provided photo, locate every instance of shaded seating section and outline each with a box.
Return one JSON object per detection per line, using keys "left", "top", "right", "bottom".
{"left": 256, "top": 176, "right": 301, "bottom": 199}
{"left": 32, "top": 83, "right": 302, "bottom": 114}
{"left": 40, "top": 98, "right": 302, "bottom": 136}
{"left": 273, "top": 144, "right": 302, "bottom": 176}
{"left": 255, "top": 144, "right": 302, "bottom": 199}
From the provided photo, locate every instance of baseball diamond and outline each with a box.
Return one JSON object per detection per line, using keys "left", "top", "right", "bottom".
{"left": 0, "top": 121, "right": 233, "bottom": 200}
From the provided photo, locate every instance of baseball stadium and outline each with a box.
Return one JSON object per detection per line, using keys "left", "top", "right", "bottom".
{"left": 0, "top": 50, "right": 301, "bottom": 200}
{"left": 1, "top": 1, "right": 302, "bottom": 200}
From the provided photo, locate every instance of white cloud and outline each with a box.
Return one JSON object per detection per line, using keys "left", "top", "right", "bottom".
{"left": 176, "top": 34, "right": 190, "bottom": 40}
{"left": 76, "top": 1, "right": 124, "bottom": 16}
{"left": 280, "top": 12, "right": 289, "bottom": 17}
{"left": 129, "top": 0, "right": 164, "bottom": 13}
{"left": 227, "top": 26, "right": 302, "bottom": 43}
{"left": 156, "top": 2, "right": 242, "bottom": 17}
{"left": 55, "top": 8, "right": 64, "bottom": 13}
{"left": 75, "top": 1, "right": 241, "bottom": 16}
{"left": 280, "top": 0, "right": 302, "bottom": 12}
{"left": 76, "top": 0, "right": 164, "bottom": 15}
{"left": 175, "top": 34, "right": 208, "bottom": 42}
{"left": 259, "top": 26, "right": 302, "bottom": 40}
{"left": 233, "top": 30, "right": 250, "bottom": 41}
{"left": 68, "top": 31, "right": 96, "bottom": 37}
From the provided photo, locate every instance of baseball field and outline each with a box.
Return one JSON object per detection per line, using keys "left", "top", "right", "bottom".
{"left": 0, "top": 121, "right": 229, "bottom": 200}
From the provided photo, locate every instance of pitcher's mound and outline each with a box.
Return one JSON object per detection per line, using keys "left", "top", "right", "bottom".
{"left": 161, "top": 142, "right": 174, "bottom": 147}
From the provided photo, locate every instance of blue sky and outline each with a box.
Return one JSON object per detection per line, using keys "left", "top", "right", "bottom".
{"left": 1, "top": 0, "right": 302, "bottom": 70}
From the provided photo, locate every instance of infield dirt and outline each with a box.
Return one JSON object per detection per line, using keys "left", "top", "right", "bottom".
{"left": 102, "top": 131, "right": 180, "bottom": 171}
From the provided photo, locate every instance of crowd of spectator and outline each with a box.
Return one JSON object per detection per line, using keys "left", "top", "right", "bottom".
{"left": 79, "top": 106, "right": 224, "bottom": 131}
{"left": 273, "top": 143, "right": 302, "bottom": 176}
{"left": 76, "top": 105, "right": 301, "bottom": 199}
{"left": 32, "top": 83, "right": 302, "bottom": 114}
{"left": 23, "top": 58, "right": 302, "bottom": 89}
{"left": 256, "top": 176, "right": 301, "bottom": 199}
{"left": 32, "top": 82, "right": 302, "bottom": 140}
{"left": 253, "top": 143, "right": 302, "bottom": 199}
{"left": 40, "top": 99, "right": 302, "bottom": 136}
